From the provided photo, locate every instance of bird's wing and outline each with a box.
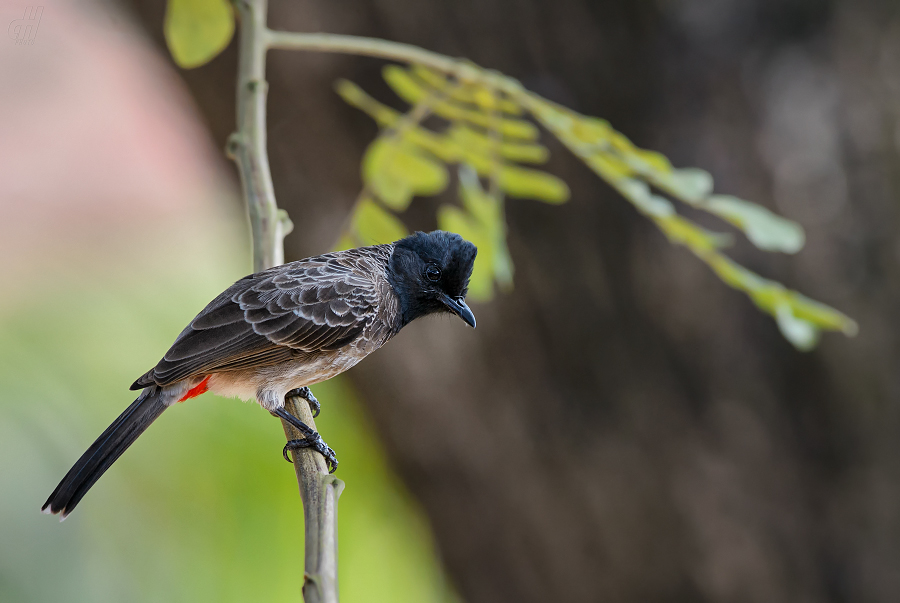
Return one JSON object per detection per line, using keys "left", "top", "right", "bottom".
{"left": 132, "top": 249, "right": 391, "bottom": 389}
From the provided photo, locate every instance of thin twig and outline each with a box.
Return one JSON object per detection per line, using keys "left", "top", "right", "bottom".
{"left": 228, "top": 0, "right": 282, "bottom": 271}
{"left": 229, "top": 2, "right": 341, "bottom": 602}
{"left": 265, "top": 31, "right": 527, "bottom": 96}
{"left": 266, "top": 31, "right": 461, "bottom": 74}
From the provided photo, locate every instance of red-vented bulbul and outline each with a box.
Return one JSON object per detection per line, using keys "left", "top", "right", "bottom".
{"left": 43, "top": 230, "right": 477, "bottom": 519}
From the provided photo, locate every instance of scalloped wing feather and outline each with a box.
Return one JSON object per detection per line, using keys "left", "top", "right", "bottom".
{"left": 131, "top": 246, "right": 394, "bottom": 389}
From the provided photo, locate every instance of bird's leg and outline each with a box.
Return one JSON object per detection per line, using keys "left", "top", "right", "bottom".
{"left": 271, "top": 406, "right": 338, "bottom": 473}
{"left": 285, "top": 386, "right": 320, "bottom": 418}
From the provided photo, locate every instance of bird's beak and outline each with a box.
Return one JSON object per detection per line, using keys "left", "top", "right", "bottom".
{"left": 440, "top": 293, "right": 477, "bottom": 328}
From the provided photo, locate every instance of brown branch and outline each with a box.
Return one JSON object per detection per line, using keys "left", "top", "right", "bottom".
{"left": 228, "top": 1, "right": 342, "bottom": 601}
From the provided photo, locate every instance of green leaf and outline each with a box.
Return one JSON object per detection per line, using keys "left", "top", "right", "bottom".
{"left": 702, "top": 254, "right": 858, "bottom": 349}
{"left": 457, "top": 166, "right": 515, "bottom": 293}
{"left": 774, "top": 304, "right": 819, "bottom": 351}
{"left": 571, "top": 117, "right": 614, "bottom": 145}
{"left": 705, "top": 195, "right": 805, "bottom": 253}
{"left": 437, "top": 167, "right": 517, "bottom": 300}
{"left": 164, "top": 0, "right": 234, "bottom": 69}
{"left": 588, "top": 154, "right": 634, "bottom": 181}
{"left": 336, "top": 81, "right": 463, "bottom": 165}
{"left": 338, "top": 81, "right": 563, "bottom": 208}
{"left": 362, "top": 138, "right": 449, "bottom": 210}
{"left": 448, "top": 125, "right": 549, "bottom": 164}
{"left": 335, "top": 80, "right": 399, "bottom": 127}
{"left": 437, "top": 205, "right": 495, "bottom": 301}
{"left": 458, "top": 167, "right": 498, "bottom": 225}
{"left": 411, "top": 66, "right": 524, "bottom": 115}
{"left": 665, "top": 168, "right": 714, "bottom": 202}
{"left": 353, "top": 198, "right": 408, "bottom": 244}
{"left": 499, "top": 165, "right": 569, "bottom": 203}
{"left": 617, "top": 179, "right": 675, "bottom": 218}
{"left": 383, "top": 66, "right": 540, "bottom": 140}
{"left": 781, "top": 290, "right": 858, "bottom": 335}
{"left": 340, "top": 82, "right": 566, "bottom": 208}
{"left": 632, "top": 149, "right": 674, "bottom": 174}
{"left": 656, "top": 214, "right": 733, "bottom": 251}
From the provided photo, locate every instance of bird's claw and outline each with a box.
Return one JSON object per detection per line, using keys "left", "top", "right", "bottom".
{"left": 286, "top": 387, "right": 320, "bottom": 418}
{"left": 283, "top": 434, "right": 338, "bottom": 473}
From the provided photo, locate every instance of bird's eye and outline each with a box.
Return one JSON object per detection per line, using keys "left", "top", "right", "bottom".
{"left": 425, "top": 264, "right": 442, "bottom": 282}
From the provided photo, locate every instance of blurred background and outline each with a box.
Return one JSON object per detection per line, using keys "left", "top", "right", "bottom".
{"left": 2, "top": 0, "right": 900, "bottom": 602}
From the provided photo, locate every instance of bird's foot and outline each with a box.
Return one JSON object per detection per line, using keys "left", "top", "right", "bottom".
{"left": 283, "top": 435, "right": 338, "bottom": 473}
{"left": 272, "top": 406, "right": 338, "bottom": 473}
{"left": 286, "top": 387, "right": 320, "bottom": 418}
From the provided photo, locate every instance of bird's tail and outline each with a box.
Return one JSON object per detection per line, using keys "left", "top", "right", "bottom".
{"left": 42, "top": 386, "right": 170, "bottom": 519}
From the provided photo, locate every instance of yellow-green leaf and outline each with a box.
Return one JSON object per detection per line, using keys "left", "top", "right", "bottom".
{"left": 458, "top": 167, "right": 515, "bottom": 291}
{"left": 449, "top": 125, "right": 549, "bottom": 164}
{"left": 164, "top": 0, "right": 234, "bottom": 69}
{"left": 632, "top": 149, "right": 674, "bottom": 174}
{"left": 774, "top": 304, "right": 819, "bottom": 351}
{"left": 499, "top": 166, "right": 569, "bottom": 203}
{"left": 705, "top": 195, "right": 805, "bottom": 253}
{"left": 383, "top": 66, "right": 540, "bottom": 140}
{"left": 362, "top": 138, "right": 449, "bottom": 210}
{"left": 608, "top": 130, "right": 637, "bottom": 155}
{"left": 411, "top": 66, "right": 524, "bottom": 115}
{"left": 338, "top": 82, "right": 544, "bottom": 179}
{"left": 783, "top": 292, "right": 858, "bottom": 335}
{"left": 587, "top": 154, "right": 634, "bottom": 181}
{"left": 458, "top": 166, "right": 499, "bottom": 225}
{"left": 702, "top": 253, "right": 857, "bottom": 348}
{"left": 657, "top": 214, "right": 733, "bottom": 251}
{"left": 353, "top": 198, "right": 408, "bottom": 244}
{"left": 617, "top": 179, "right": 675, "bottom": 218}
{"left": 437, "top": 205, "right": 496, "bottom": 302}
{"left": 571, "top": 117, "right": 613, "bottom": 145}
{"left": 664, "top": 168, "right": 714, "bottom": 202}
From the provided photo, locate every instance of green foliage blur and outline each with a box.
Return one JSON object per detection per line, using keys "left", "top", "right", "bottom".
{"left": 0, "top": 222, "right": 456, "bottom": 603}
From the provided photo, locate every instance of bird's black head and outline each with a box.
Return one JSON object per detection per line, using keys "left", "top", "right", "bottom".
{"left": 387, "top": 230, "right": 478, "bottom": 329}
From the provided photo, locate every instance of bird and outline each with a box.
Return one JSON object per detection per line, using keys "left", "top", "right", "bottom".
{"left": 42, "top": 230, "right": 477, "bottom": 519}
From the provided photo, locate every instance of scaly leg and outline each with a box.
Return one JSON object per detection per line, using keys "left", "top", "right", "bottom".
{"left": 271, "top": 406, "right": 338, "bottom": 473}
{"left": 286, "top": 386, "right": 320, "bottom": 417}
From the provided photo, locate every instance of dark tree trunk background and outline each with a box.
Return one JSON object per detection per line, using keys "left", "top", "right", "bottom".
{"left": 127, "top": 1, "right": 900, "bottom": 601}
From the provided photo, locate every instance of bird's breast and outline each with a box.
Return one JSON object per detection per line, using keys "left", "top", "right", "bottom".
{"left": 206, "top": 337, "right": 384, "bottom": 409}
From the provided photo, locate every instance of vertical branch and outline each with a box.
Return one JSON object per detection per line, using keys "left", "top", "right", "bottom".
{"left": 227, "top": 0, "right": 282, "bottom": 272}
{"left": 228, "top": 2, "right": 341, "bottom": 602}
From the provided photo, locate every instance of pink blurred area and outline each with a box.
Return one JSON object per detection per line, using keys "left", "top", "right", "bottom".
{"left": 0, "top": 0, "right": 238, "bottom": 292}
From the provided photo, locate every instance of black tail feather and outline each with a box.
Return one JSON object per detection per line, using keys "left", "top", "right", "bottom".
{"left": 42, "top": 387, "right": 168, "bottom": 519}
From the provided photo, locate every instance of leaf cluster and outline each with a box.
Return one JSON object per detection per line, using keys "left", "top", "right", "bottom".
{"left": 335, "top": 66, "right": 567, "bottom": 301}
{"left": 336, "top": 66, "right": 856, "bottom": 349}
{"left": 160, "top": 0, "right": 857, "bottom": 349}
